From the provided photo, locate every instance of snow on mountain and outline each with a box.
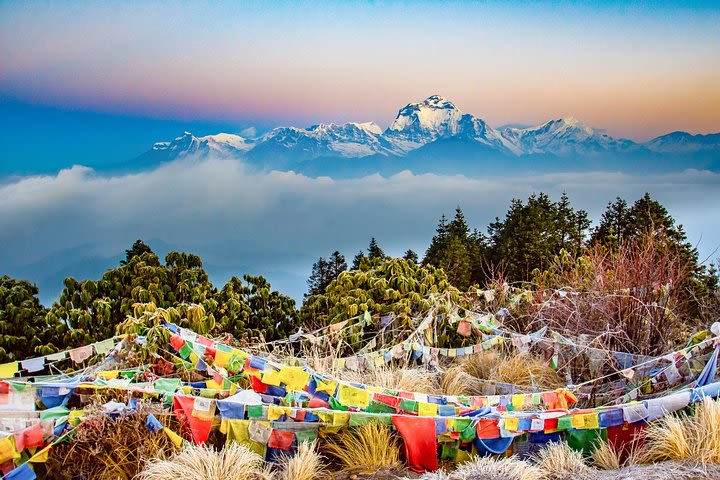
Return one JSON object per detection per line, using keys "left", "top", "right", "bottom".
{"left": 152, "top": 132, "right": 252, "bottom": 159}
{"left": 258, "top": 121, "right": 396, "bottom": 158}
{"left": 500, "top": 117, "right": 637, "bottom": 156}
{"left": 145, "top": 96, "right": 719, "bottom": 168}
{"left": 646, "top": 131, "right": 720, "bottom": 153}
{"left": 384, "top": 95, "right": 519, "bottom": 154}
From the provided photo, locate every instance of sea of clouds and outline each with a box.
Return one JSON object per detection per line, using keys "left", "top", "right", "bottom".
{"left": 2, "top": 156, "right": 719, "bottom": 303}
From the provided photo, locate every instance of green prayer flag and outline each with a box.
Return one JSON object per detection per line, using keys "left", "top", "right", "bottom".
{"left": 557, "top": 415, "right": 573, "bottom": 431}
{"left": 154, "top": 378, "right": 181, "bottom": 394}
{"left": 294, "top": 428, "right": 318, "bottom": 444}
{"left": 178, "top": 343, "right": 192, "bottom": 359}
{"left": 247, "top": 405, "right": 264, "bottom": 418}
{"left": 399, "top": 398, "right": 418, "bottom": 413}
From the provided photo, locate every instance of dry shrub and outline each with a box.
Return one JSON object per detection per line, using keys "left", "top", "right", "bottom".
{"left": 441, "top": 351, "right": 563, "bottom": 395}
{"left": 44, "top": 403, "right": 178, "bottom": 480}
{"left": 137, "top": 443, "right": 272, "bottom": 480}
{"left": 524, "top": 238, "right": 692, "bottom": 356}
{"left": 323, "top": 423, "right": 401, "bottom": 472}
{"left": 336, "top": 365, "right": 441, "bottom": 394}
{"left": 493, "top": 353, "right": 564, "bottom": 389}
{"left": 441, "top": 365, "right": 485, "bottom": 396}
{"left": 448, "top": 456, "right": 541, "bottom": 480}
{"left": 276, "top": 441, "right": 328, "bottom": 480}
{"left": 643, "top": 398, "right": 720, "bottom": 464}
{"left": 531, "top": 442, "right": 592, "bottom": 479}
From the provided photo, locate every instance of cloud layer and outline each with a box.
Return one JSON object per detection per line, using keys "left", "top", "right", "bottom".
{"left": 1, "top": 157, "right": 719, "bottom": 302}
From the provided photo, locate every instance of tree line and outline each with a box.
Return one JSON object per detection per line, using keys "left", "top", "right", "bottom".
{"left": 1, "top": 192, "right": 717, "bottom": 361}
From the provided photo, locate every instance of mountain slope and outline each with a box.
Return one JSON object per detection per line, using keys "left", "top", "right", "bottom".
{"left": 138, "top": 96, "right": 720, "bottom": 174}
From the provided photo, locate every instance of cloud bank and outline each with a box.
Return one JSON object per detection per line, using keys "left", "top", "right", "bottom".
{"left": 1, "top": 157, "right": 719, "bottom": 303}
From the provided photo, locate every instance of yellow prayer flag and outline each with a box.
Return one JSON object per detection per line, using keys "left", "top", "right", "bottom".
{"left": 214, "top": 349, "right": 233, "bottom": 369}
{"left": 206, "top": 379, "right": 223, "bottom": 390}
{"left": 164, "top": 427, "right": 184, "bottom": 447}
{"left": 0, "top": 435, "right": 20, "bottom": 463}
{"left": 511, "top": 394, "right": 525, "bottom": 409}
{"left": 278, "top": 365, "right": 310, "bottom": 391}
{"left": 267, "top": 405, "right": 289, "bottom": 421}
{"left": 571, "top": 414, "right": 586, "bottom": 430}
{"left": 29, "top": 444, "right": 52, "bottom": 463}
{"left": 584, "top": 413, "right": 600, "bottom": 430}
{"left": 69, "top": 409, "right": 85, "bottom": 426}
{"left": 0, "top": 362, "right": 19, "bottom": 379}
{"left": 418, "top": 402, "right": 439, "bottom": 417}
{"left": 332, "top": 412, "right": 350, "bottom": 426}
{"left": 448, "top": 349, "right": 457, "bottom": 358}
{"left": 261, "top": 369, "right": 282, "bottom": 387}
{"left": 337, "top": 384, "right": 371, "bottom": 407}
{"left": 315, "top": 378, "right": 337, "bottom": 395}
{"left": 96, "top": 370, "right": 119, "bottom": 380}
{"left": 504, "top": 417, "right": 520, "bottom": 432}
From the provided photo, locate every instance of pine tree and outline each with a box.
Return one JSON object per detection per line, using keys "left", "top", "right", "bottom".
{"left": 403, "top": 249, "right": 419, "bottom": 264}
{"left": 307, "top": 257, "right": 330, "bottom": 296}
{"left": 488, "top": 193, "right": 590, "bottom": 281}
{"left": 367, "top": 238, "right": 385, "bottom": 260}
{"left": 590, "top": 197, "right": 630, "bottom": 250}
{"left": 352, "top": 250, "right": 366, "bottom": 270}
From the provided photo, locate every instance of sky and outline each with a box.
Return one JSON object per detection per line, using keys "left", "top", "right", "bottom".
{"left": 1, "top": 1, "right": 719, "bottom": 303}
{"left": 1, "top": 2, "right": 719, "bottom": 152}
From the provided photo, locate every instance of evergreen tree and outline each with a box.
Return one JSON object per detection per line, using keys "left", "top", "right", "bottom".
{"left": 307, "top": 251, "right": 347, "bottom": 296}
{"left": 487, "top": 193, "right": 589, "bottom": 282}
{"left": 403, "top": 249, "right": 419, "bottom": 264}
{"left": 590, "top": 197, "right": 630, "bottom": 250}
{"left": 367, "top": 238, "right": 385, "bottom": 260}
{"left": 352, "top": 250, "right": 366, "bottom": 270}
{"left": 423, "top": 207, "right": 486, "bottom": 289}
{"left": 0, "top": 276, "right": 58, "bottom": 361}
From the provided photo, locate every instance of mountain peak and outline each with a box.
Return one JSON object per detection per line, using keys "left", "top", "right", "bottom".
{"left": 420, "top": 95, "right": 458, "bottom": 110}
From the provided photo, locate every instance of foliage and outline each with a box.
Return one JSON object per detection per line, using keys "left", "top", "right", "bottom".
{"left": 0, "top": 275, "right": 57, "bottom": 361}
{"left": 487, "top": 193, "right": 590, "bottom": 282}
{"left": 526, "top": 237, "right": 693, "bottom": 355}
{"left": 642, "top": 398, "right": 720, "bottom": 464}
{"left": 215, "top": 274, "right": 298, "bottom": 342}
{"left": 276, "top": 441, "right": 328, "bottom": 480}
{"left": 300, "top": 257, "right": 456, "bottom": 328}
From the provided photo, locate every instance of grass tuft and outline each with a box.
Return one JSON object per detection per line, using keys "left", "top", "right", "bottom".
{"left": 137, "top": 443, "right": 272, "bottom": 480}
{"left": 323, "top": 423, "right": 401, "bottom": 473}
{"left": 276, "top": 441, "right": 328, "bottom": 480}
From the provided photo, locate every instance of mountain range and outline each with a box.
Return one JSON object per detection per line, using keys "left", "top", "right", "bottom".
{"left": 138, "top": 95, "right": 720, "bottom": 177}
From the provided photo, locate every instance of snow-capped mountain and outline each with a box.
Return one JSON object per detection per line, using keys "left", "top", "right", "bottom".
{"left": 645, "top": 132, "right": 720, "bottom": 154}
{"left": 257, "top": 122, "right": 396, "bottom": 158}
{"left": 500, "top": 117, "right": 638, "bottom": 156}
{"left": 140, "top": 96, "right": 719, "bottom": 175}
{"left": 152, "top": 132, "right": 253, "bottom": 159}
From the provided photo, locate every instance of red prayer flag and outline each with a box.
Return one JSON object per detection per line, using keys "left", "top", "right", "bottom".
{"left": 268, "top": 429, "right": 294, "bottom": 450}
{"left": 392, "top": 415, "right": 438, "bottom": 473}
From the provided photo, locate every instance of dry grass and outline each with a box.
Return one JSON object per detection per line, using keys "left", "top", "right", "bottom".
{"left": 137, "top": 443, "right": 273, "bottom": 480}
{"left": 447, "top": 456, "right": 541, "bottom": 480}
{"left": 335, "top": 365, "right": 442, "bottom": 394}
{"left": 643, "top": 398, "right": 720, "bottom": 464}
{"left": 44, "top": 403, "right": 178, "bottom": 480}
{"left": 323, "top": 423, "right": 401, "bottom": 473}
{"left": 440, "top": 351, "right": 564, "bottom": 396}
{"left": 531, "top": 442, "right": 592, "bottom": 479}
{"left": 440, "top": 365, "right": 485, "bottom": 396}
{"left": 592, "top": 438, "right": 645, "bottom": 470}
{"left": 276, "top": 441, "right": 328, "bottom": 480}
